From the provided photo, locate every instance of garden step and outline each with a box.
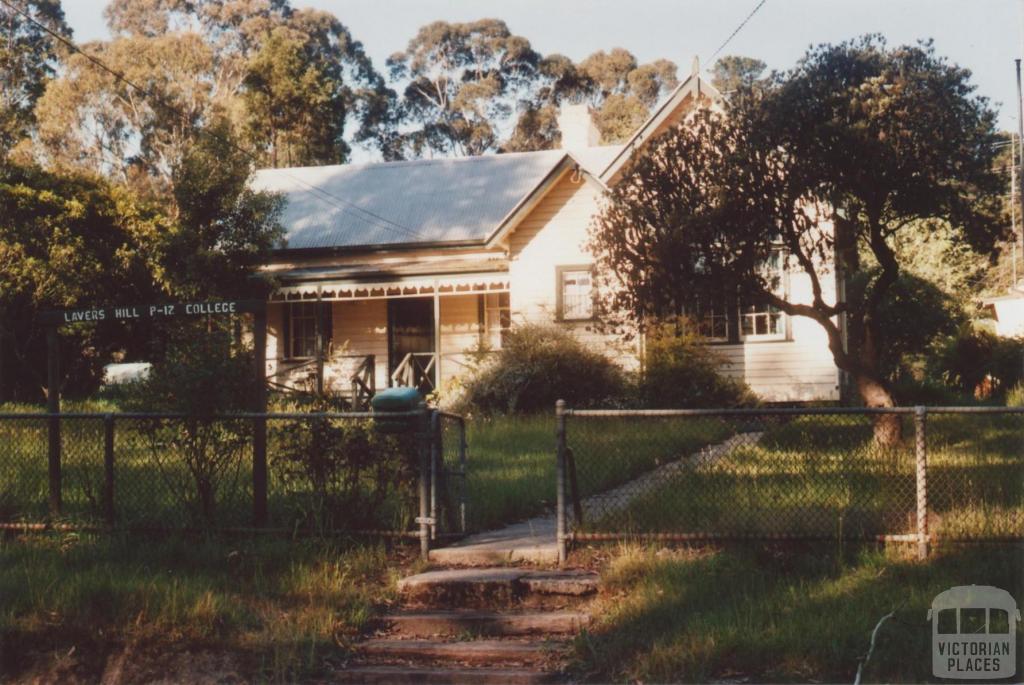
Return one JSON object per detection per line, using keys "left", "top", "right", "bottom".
{"left": 397, "top": 568, "right": 598, "bottom": 608}
{"left": 358, "top": 638, "right": 552, "bottom": 664}
{"left": 332, "top": 664, "right": 559, "bottom": 684}
{"left": 384, "top": 609, "right": 590, "bottom": 637}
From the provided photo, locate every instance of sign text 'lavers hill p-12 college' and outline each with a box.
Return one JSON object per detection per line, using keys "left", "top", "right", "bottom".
{"left": 39, "top": 300, "right": 264, "bottom": 325}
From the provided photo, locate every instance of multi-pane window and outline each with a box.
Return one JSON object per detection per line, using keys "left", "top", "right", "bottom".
{"left": 740, "top": 250, "right": 787, "bottom": 340}
{"left": 740, "top": 302, "right": 784, "bottom": 337}
{"left": 483, "top": 292, "right": 511, "bottom": 347}
{"left": 287, "top": 302, "right": 332, "bottom": 358}
{"left": 559, "top": 267, "right": 593, "bottom": 320}
{"left": 695, "top": 299, "right": 730, "bottom": 341}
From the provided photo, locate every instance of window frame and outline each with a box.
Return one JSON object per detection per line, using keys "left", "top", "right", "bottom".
{"left": 738, "top": 249, "right": 790, "bottom": 343}
{"left": 692, "top": 298, "right": 732, "bottom": 343}
{"left": 481, "top": 291, "right": 511, "bottom": 347}
{"left": 555, "top": 264, "right": 596, "bottom": 322}
{"left": 284, "top": 301, "right": 332, "bottom": 360}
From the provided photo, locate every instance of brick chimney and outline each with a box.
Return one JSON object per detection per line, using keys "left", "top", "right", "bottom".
{"left": 557, "top": 103, "right": 599, "bottom": 149}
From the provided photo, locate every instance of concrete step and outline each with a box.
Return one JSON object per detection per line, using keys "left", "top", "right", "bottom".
{"left": 358, "top": 638, "right": 553, "bottom": 665}
{"left": 384, "top": 610, "right": 590, "bottom": 637}
{"left": 331, "top": 664, "right": 559, "bottom": 684}
{"left": 397, "top": 568, "right": 598, "bottom": 608}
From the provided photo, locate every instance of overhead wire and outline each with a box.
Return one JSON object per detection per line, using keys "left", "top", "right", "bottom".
{"left": 707, "top": 0, "right": 768, "bottom": 64}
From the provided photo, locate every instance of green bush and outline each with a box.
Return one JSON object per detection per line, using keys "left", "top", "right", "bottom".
{"left": 1006, "top": 383, "right": 1024, "bottom": 407}
{"left": 458, "top": 323, "right": 627, "bottom": 414}
{"left": 120, "top": 322, "right": 255, "bottom": 525}
{"left": 637, "top": 318, "right": 758, "bottom": 408}
{"left": 268, "top": 395, "right": 417, "bottom": 532}
{"left": 928, "top": 326, "right": 1024, "bottom": 399}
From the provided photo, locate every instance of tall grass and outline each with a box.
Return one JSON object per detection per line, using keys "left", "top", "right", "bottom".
{"left": 0, "top": 534, "right": 407, "bottom": 682}
{"left": 573, "top": 543, "right": 1024, "bottom": 683}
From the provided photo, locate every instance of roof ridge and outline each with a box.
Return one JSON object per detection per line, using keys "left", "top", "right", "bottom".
{"left": 253, "top": 148, "right": 567, "bottom": 176}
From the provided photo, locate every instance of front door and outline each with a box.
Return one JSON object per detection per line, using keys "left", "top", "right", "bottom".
{"left": 388, "top": 297, "right": 436, "bottom": 392}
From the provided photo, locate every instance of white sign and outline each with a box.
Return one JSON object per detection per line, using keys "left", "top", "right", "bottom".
{"left": 930, "top": 585, "right": 1019, "bottom": 679}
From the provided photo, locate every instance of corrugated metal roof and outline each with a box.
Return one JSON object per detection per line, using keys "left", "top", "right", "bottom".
{"left": 251, "top": 147, "right": 621, "bottom": 251}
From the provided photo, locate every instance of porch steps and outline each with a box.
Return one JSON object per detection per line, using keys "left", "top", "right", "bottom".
{"left": 333, "top": 567, "right": 598, "bottom": 683}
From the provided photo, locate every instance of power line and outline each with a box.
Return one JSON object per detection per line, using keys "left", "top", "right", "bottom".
{"left": 707, "top": 0, "right": 768, "bottom": 64}
{"left": 0, "top": 0, "right": 425, "bottom": 240}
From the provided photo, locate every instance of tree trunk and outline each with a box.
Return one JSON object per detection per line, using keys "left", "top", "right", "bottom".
{"left": 855, "top": 373, "right": 902, "bottom": 446}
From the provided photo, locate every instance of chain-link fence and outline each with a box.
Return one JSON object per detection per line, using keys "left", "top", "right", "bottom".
{"left": 555, "top": 404, "right": 1024, "bottom": 561}
{"left": 0, "top": 409, "right": 466, "bottom": 555}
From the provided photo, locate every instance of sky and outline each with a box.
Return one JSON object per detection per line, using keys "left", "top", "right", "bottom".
{"left": 62, "top": 0, "right": 1023, "bottom": 132}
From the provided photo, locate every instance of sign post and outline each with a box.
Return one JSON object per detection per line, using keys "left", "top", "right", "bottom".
{"left": 46, "top": 325, "right": 61, "bottom": 517}
{"left": 39, "top": 299, "right": 269, "bottom": 525}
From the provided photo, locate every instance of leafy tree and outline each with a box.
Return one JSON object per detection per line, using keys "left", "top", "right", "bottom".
{"left": 162, "top": 119, "right": 283, "bottom": 299}
{"left": 35, "top": 31, "right": 218, "bottom": 192}
{"left": 867, "top": 271, "right": 966, "bottom": 381}
{"left": 591, "top": 37, "right": 1004, "bottom": 442}
{"left": 241, "top": 10, "right": 392, "bottom": 167}
{"left": 578, "top": 49, "right": 677, "bottom": 143}
{"left": 503, "top": 49, "right": 678, "bottom": 152}
{"left": 0, "top": 161, "right": 164, "bottom": 400}
{"left": 35, "top": 1, "right": 392, "bottom": 183}
{"left": 709, "top": 55, "right": 767, "bottom": 94}
{"left": 0, "top": 0, "right": 71, "bottom": 157}
{"left": 386, "top": 19, "right": 542, "bottom": 157}
{"left": 502, "top": 54, "right": 587, "bottom": 152}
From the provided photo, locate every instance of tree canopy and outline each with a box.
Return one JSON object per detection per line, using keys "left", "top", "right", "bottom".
{"left": 592, "top": 36, "right": 1004, "bottom": 438}
{"left": 0, "top": 0, "right": 71, "bottom": 158}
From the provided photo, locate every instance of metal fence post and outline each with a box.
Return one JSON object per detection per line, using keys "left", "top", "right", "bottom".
{"left": 252, "top": 307, "right": 268, "bottom": 527}
{"left": 430, "top": 410, "right": 439, "bottom": 541}
{"left": 914, "top": 405, "right": 929, "bottom": 560}
{"left": 555, "top": 399, "right": 568, "bottom": 565}
{"left": 458, "top": 418, "right": 467, "bottom": 534}
{"left": 417, "top": 409, "right": 431, "bottom": 559}
{"left": 103, "top": 414, "right": 115, "bottom": 526}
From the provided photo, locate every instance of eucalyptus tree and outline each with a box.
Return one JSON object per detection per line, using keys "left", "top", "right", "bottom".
{"left": 0, "top": 0, "right": 71, "bottom": 157}
{"left": 709, "top": 55, "right": 767, "bottom": 94}
{"left": 386, "top": 19, "right": 543, "bottom": 157}
{"left": 34, "top": 0, "right": 391, "bottom": 187}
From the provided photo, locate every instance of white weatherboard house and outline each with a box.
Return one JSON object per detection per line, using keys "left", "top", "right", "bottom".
{"left": 251, "top": 72, "right": 842, "bottom": 406}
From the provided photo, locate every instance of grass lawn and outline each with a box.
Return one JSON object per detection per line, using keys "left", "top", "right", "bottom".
{"left": 2, "top": 403, "right": 1019, "bottom": 541}
{"left": 0, "top": 533, "right": 418, "bottom": 682}
{"left": 464, "top": 414, "right": 731, "bottom": 532}
{"left": 574, "top": 542, "right": 1024, "bottom": 683}
{"left": 576, "top": 412, "right": 1023, "bottom": 541}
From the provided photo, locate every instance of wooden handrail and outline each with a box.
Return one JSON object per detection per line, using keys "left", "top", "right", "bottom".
{"left": 391, "top": 352, "right": 436, "bottom": 391}
{"left": 349, "top": 354, "right": 375, "bottom": 410}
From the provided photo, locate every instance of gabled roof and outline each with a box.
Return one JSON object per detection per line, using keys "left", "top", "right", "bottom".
{"left": 598, "top": 72, "right": 721, "bottom": 183}
{"left": 251, "top": 146, "right": 620, "bottom": 252}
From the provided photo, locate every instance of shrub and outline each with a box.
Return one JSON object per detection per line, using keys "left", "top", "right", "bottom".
{"left": 269, "top": 395, "right": 417, "bottom": 532}
{"left": 458, "top": 323, "right": 626, "bottom": 414}
{"left": 638, "top": 318, "right": 758, "bottom": 408}
{"left": 121, "top": 321, "right": 255, "bottom": 525}
{"left": 928, "top": 326, "right": 1024, "bottom": 399}
{"left": 1007, "top": 383, "right": 1024, "bottom": 407}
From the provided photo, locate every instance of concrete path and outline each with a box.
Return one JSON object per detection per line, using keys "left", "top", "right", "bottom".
{"left": 428, "top": 432, "right": 762, "bottom": 566}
